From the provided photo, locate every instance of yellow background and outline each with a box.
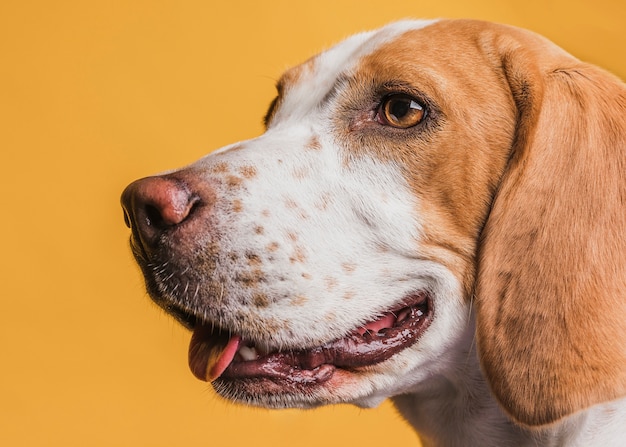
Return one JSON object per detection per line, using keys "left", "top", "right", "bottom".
{"left": 1, "top": 1, "right": 624, "bottom": 446}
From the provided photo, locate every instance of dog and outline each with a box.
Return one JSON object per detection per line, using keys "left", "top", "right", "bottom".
{"left": 121, "top": 19, "right": 626, "bottom": 446}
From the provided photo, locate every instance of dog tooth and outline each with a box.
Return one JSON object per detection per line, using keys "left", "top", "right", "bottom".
{"left": 238, "top": 345, "right": 258, "bottom": 361}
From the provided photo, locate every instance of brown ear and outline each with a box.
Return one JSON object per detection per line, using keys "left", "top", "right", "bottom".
{"left": 475, "top": 26, "right": 626, "bottom": 427}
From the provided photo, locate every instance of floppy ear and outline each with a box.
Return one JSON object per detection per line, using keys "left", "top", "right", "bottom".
{"left": 475, "top": 27, "right": 626, "bottom": 427}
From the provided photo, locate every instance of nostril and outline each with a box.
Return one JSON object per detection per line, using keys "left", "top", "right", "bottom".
{"left": 144, "top": 204, "right": 163, "bottom": 228}
{"left": 143, "top": 196, "right": 200, "bottom": 230}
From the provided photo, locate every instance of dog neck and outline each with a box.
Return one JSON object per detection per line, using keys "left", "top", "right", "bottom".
{"left": 390, "top": 319, "right": 528, "bottom": 446}
{"left": 389, "top": 318, "right": 625, "bottom": 447}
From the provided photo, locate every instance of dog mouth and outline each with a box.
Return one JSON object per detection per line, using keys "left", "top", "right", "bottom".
{"left": 188, "top": 292, "right": 432, "bottom": 386}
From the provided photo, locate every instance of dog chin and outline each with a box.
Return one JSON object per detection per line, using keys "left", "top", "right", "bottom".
{"left": 211, "top": 368, "right": 396, "bottom": 410}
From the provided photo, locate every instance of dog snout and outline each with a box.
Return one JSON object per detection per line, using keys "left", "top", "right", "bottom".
{"left": 121, "top": 175, "right": 209, "bottom": 256}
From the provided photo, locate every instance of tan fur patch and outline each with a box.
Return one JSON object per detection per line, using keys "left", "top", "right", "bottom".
{"left": 290, "top": 294, "right": 308, "bottom": 306}
{"left": 324, "top": 276, "right": 338, "bottom": 291}
{"left": 341, "top": 262, "right": 356, "bottom": 274}
{"left": 211, "top": 162, "right": 229, "bottom": 174}
{"left": 232, "top": 199, "right": 243, "bottom": 212}
{"left": 289, "top": 246, "right": 306, "bottom": 264}
{"left": 252, "top": 292, "right": 270, "bottom": 308}
{"left": 235, "top": 267, "right": 266, "bottom": 289}
{"left": 284, "top": 198, "right": 298, "bottom": 209}
{"left": 226, "top": 175, "right": 243, "bottom": 188}
{"left": 239, "top": 165, "right": 257, "bottom": 178}
{"left": 314, "top": 192, "right": 332, "bottom": 211}
{"left": 306, "top": 136, "right": 322, "bottom": 151}
{"left": 292, "top": 166, "right": 310, "bottom": 179}
{"left": 246, "top": 253, "right": 262, "bottom": 267}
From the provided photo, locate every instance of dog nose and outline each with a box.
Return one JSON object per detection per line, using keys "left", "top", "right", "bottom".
{"left": 121, "top": 175, "right": 203, "bottom": 254}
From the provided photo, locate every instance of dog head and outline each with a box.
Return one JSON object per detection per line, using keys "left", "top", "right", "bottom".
{"left": 122, "top": 19, "right": 626, "bottom": 427}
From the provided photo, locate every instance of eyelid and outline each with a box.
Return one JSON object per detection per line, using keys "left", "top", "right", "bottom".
{"left": 378, "top": 81, "right": 424, "bottom": 97}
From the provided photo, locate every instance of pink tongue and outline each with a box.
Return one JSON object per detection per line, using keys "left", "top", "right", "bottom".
{"left": 189, "top": 324, "right": 241, "bottom": 382}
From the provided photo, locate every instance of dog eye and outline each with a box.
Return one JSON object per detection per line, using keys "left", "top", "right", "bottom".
{"left": 377, "top": 94, "right": 425, "bottom": 128}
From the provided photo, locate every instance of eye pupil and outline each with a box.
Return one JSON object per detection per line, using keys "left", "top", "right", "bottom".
{"left": 380, "top": 94, "right": 425, "bottom": 128}
{"left": 390, "top": 100, "right": 410, "bottom": 119}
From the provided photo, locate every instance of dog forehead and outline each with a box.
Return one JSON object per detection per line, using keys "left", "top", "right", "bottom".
{"left": 272, "top": 20, "right": 438, "bottom": 122}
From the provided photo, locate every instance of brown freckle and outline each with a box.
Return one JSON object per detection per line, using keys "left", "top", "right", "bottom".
{"left": 325, "top": 276, "right": 338, "bottom": 291}
{"left": 239, "top": 165, "right": 257, "bottom": 178}
{"left": 291, "top": 294, "right": 308, "bottom": 306}
{"left": 343, "top": 291, "right": 355, "bottom": 300}
{"left": 292, "top": 166, "right": 310, "bottom": 180}
{"left": 306, "top": 136, "right": 322, "bottom": 151}
{"left": 325, "top": 312, "right": 337, "bottom": 322}
{"left": 342, "top": 262, "right": 357, "bottom": 274}
{"left": 267, "top": 242, "right": 280, "bottom": 252}
{"left": 226, "top": 175, "right": 243, "bottom": 188}
{"left": 289, "top": 246, "right": 306, "bottom": 264}
{"left": 212, "top": 162, "right": 229, "bottom": 173}
{"left": 261, "top": 209, "right": 271, "bottom": 218}
{"left": 246, "top": 252, "right": 262, "bottom": 267}
{"left": 315, "top": 192, "right": 333, "bottom": 211}
{"left": 301, "top": 272, "right": 312, "bottom": 280}
{"left": 254, "top": 226, "right": 265, "bottom": 235}
{"left": 285, "top": 198, "right": 298, "bottom": 209}
{"left": 287, "top": 232, "right": 298, "bottom": 242}
{"left": 253, "top": 293, "right": 270, "bottom": 308}
{"left": 235, "top": 267, "right": 266, "bottom": 288}
{"left": 232, "top": 199, "right": 243, "bottom": 212}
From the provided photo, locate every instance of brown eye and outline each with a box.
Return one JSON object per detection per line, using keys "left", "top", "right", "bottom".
{"left": 378, "top": 94, "right": 425, "bottom": 128}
